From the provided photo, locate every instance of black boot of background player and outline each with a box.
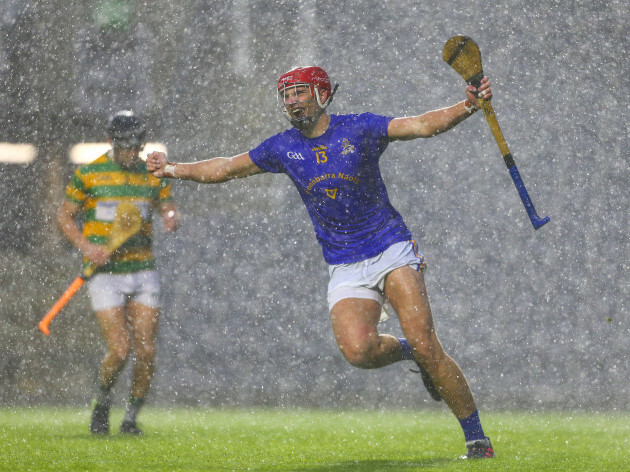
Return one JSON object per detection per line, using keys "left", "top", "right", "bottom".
{"left": 119, "top": 420, "right": 142, "bottom": 435}
{"left": 90, "top": 403, "right": 110, "bottom": 434}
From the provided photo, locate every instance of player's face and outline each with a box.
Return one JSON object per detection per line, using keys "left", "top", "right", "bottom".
{"left": 280, "top": 84, "right": 317, "bottom": 121}
{"left": 110, "top": 140, "right": 142, "bottom": 168}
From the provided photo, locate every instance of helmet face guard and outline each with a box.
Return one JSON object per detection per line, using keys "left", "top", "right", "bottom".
{"left": 110, "top": 135, "right": 145, "bottom": 150}
{"left": 277, "top": 66, "right": 338, "bottom": 129}
{"left": 111, "top": 134, "right": 145, "bottom": 150}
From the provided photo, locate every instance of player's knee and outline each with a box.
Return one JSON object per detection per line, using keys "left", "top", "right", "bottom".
{"left": 134, "top": 342, "right": 156, "bottom": 364}
{"left": 109, "top": 345, "right": 131, "bottom": 365}
{"left": 338, "top": 339, "right": 379, "bottom": 369}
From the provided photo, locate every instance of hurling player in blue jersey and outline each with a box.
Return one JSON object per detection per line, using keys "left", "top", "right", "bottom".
{"left": 147, "top": 66, "right": 494, "bottom": 459}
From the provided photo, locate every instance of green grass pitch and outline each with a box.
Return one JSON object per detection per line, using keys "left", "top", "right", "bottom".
{"left": 0, "top": 407, "right": 628, "bottom": 471}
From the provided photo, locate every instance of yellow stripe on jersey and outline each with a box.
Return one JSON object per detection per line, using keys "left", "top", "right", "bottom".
{"left": 64, "top": 151, "right": 173, "bottom": 274}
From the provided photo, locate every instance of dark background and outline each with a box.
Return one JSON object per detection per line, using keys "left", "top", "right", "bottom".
{"left": 0, "top": 0, "right": 627, "bottom": 412}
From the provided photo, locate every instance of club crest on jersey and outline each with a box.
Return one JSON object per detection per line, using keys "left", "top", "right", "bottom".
{"left": 325, "top": 189, "right": 338, "bottom": 199}
{"left": 341, "top": 138, "right": 355, "bottom": 155}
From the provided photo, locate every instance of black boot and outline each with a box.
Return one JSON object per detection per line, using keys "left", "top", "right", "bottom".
{"left": 90, "top": 403, "right": 110, "bottom": 434}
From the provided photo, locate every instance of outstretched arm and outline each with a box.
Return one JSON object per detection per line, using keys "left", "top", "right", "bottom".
{"left": 388, "top": 76, "right": 492, "bottom": 141}
{"left": 146, "top": 151, "right": 264, "bottom": 183}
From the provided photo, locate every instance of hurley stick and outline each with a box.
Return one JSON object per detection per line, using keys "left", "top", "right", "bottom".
{"left": 38, "top": 202, "right": 142, "bottom": 335}
{"left": 443, "top": 35, "right": 550, "bottom": 230}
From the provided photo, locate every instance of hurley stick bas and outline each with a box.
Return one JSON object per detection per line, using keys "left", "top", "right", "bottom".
{"left": 38, "top": 202, "right": 142, "bottom": 335}
{"left": 443, "top": 35, "right": 550, "bottom": 230}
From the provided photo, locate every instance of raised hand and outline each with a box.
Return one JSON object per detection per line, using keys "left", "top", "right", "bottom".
{"left": 146, "top": 151, "right": 169, "bottom": 177}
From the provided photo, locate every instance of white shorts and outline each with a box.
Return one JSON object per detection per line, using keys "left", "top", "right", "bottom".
{"left": 88, "top": 270, "right": 161, "bottom": 312}
{"left": 327, "top": 240, "right": 425, "bottom": 312}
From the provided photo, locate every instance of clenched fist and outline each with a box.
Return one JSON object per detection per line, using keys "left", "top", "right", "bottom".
{"left": 146, "top": 151, "right": 172, "bottom": 178}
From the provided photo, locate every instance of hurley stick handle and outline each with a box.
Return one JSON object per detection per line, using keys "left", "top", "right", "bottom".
{"left": 478, "top": 99, "right": 512, "bottom": 164}
{"left": 38, "top": 276, "right": 86, "bottom": 335}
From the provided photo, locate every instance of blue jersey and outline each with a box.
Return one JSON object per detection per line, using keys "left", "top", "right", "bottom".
{"left": 249, "top": 113, "right": 412, "bottom": 264}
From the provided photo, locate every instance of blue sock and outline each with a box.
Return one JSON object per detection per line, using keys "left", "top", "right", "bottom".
{"left": 458, "top": 409, "right": 486, "bottom": 442}
{"left": 397, "top": 338, "right": 415, "bottom": 361}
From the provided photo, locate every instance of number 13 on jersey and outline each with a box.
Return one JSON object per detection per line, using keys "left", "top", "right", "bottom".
{"left": 313, "top": 145, "right": 328, "bottom": 164}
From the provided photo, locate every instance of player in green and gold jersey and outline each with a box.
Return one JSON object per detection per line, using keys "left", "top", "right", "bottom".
{"left": 57, "top": 110, "right": 179, "bottom": 435}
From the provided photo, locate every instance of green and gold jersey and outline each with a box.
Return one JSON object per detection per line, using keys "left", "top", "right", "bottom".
{"left": 64, "top": 151, "right": 173, "bottom": 274}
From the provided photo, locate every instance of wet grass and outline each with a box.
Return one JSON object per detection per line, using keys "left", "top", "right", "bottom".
{"left": 0, "top": 407, "right": 628, "bottom": 471}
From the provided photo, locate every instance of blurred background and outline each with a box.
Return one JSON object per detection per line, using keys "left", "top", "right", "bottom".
{"left": 0, "top": 0, "right": 627, "bottom": 412}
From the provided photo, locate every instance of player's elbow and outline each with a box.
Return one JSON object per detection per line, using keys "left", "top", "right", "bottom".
{"left": 389, "top": 120, "right": 433, "bottom": 141}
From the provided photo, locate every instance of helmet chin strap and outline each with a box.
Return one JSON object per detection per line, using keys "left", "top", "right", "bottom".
{"left": 289, "top": 104, "right": 326, "bottom": 129}
{"left": 316, "top": 83, "right": 339, "bottom": 108}
{"left": 116, "top": 157, "right": 141, "bottom": 170}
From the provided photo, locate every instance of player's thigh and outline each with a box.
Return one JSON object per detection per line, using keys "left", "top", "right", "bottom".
{"left": 130, "top": 270, "right": 161, "bottom": 310}
{"left": 128, "top": 301, "right": 159, "bottom": 348}
{"left": 329, "top": 297, "right": 382, "bottom": 349}
{"left": 95, "top": 306, "right": 131, "bottom": 354}
{"left": 384, "top": 265, "right": 438, "bottom": 343}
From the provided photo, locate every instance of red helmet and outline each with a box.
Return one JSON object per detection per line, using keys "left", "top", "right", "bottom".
{"left": 277, "top": 66, "right": 332, "bottom": 96}
{"left": 277, "top": 66, "right": 338, "bottom": 127}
